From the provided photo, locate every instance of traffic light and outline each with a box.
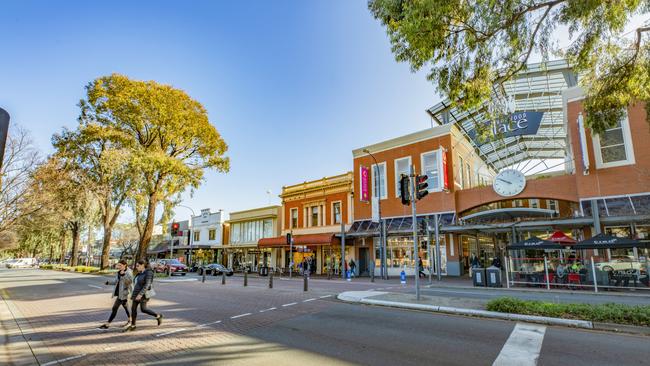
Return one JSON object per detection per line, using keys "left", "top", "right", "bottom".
{"left": 399, "top": 174, "right": 410, "bottom": 206}
{"left": 415, "top": 174, "right": 429, "bottom": 200}
{"left": 171, "top": 222, "right": 179, "bottom": 236}
{"left": 286, "top": 233, "right": 292, "bottom": 245}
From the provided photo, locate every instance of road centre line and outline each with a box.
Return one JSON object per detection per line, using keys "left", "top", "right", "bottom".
{"left": 492, "top": 323, "right": 546, "bottom": 366}
{"left": 319, "top": 295, "right": 332, "bottom": 299}
{"left": 303, "top": 298, "right": 317, "bottom": 302}
{"left": 156, "top": 328, "right": 187, "bottom": 337}
{"left": 282, "top": 302, "right": 297, "bottom": 307}
{"left": 42, "top": 354, "right": 86, "bottom": 366}
{"left": 259, "top": 307, "right": 277, "bottom": 312}
{"left": 87, "top": 284, "right": 103, "bottom": 289}
{"left": 231, "top": 313, "right": 252, "bottom": 319}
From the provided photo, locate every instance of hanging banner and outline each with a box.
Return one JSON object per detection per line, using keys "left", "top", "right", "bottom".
{"left": 438, "top": 146, "right": 449, "bottom": 191}
{"left": 360, "top": 165, "right": 370, "bottom": 202}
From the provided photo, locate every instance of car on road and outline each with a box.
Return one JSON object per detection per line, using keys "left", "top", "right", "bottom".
{"left": 595, "top": 256, "right": 646, "bottom": 273}
{"left": 196, "top": 263, "right": 234, "bottom": 276}
{"left": 154, "top": 259, "right": 188, "bottom": 276}
{"left": 7, "top": 258, "right": 37, "bottom": 268}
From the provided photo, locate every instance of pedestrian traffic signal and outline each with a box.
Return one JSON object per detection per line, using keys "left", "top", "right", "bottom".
{"left": 171, "top": 222, "right": 179, "bottom": 236}
{"left": 399, "top": 174, "right": 410, "bottom": 206}
{"left": 415, "top": 175, "right": 429, "bottom": 200}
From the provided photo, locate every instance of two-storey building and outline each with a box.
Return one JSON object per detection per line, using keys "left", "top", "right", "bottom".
{"left": 225, "top": 205, "right": 282, "bottom": 271}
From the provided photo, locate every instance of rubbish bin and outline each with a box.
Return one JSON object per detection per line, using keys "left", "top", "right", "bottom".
{"left": 472, "top": 268, "right": 486, "bottom": 287}
{"left": 486, "top": 266, "right": 502, "bottom": 287}
{"left": 259, "top": 266, "right": 269, "bottom": 276}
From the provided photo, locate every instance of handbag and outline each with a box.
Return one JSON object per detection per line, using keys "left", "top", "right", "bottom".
{"left": 145, "top": 286, "right": 156, "bottom": 298}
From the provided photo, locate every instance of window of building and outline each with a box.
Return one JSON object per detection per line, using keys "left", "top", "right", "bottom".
{"left": 465, "top": 163, "right": 472, "bottom": 189}
{"left": 421, "top": 150, "right": 440, "bottom": 191}
{"left": 311, "top": 206, "right": 319, "bottom": 227}
{"left": 231, "top": 224, "right": 240, "bottom": 243}
{"left": 593, "top": 111, "right": 635, "bottom": 168}
{"left": 208, "top": 229, "right": 216, "bottom": 241}
{"left": 547, "top": 199, "right": 558, "bottom": 213}
{"left": 263, "top": 219, "right": 273, "bottom": 238}
{"left": 290, "top": 208, "right": 298, "bottom": 229}
{"left": 394, "top": 157, "right": 411, "bottom": 197}
{"left": 514, "top": 199, "right": 524, "bottom": 207}
{"left": 372, "top": 162, "right": 387, "bottom": 199}
{"left": 332, "top": 202, "right": 342, "bottom": 224}
{"left": 193, "top": 231, "right": 200, "bottom": 242}
{"left": 457, "top": 155, "right": 464, "bottom": 188}
{"left": 529, "top": 199, "right": 540, "bottom": 208}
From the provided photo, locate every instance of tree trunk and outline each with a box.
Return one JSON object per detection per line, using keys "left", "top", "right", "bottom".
{"left": 135, "top": 193, "right": 158, "bottom": 264}
{"left": 100, "top": 226, "right": 112, "bottom": 270}
{"left": 70, "top": 222, "right": 80, "bottom": 267}
{"left": 100, "top": 196, "right": 124, "bottom": 270}
{"left": 59, "top": 230, "right": 67, "bottom": 264}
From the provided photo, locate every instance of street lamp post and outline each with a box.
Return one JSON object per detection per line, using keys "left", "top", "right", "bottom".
{"left": 363, "top": 149, "right": 386, "bottom": 280}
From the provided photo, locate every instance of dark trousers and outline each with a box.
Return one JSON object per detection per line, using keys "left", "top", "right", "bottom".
{"left": 108, "top": 298, "right": 130, "bottom": 323}
{"left": 131, "top": 298, "right": 158, "bottom": 325}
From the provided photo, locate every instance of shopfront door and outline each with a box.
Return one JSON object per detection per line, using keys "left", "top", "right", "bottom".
{"left": 359, "top": 247, "right": 369, "bottom": 276}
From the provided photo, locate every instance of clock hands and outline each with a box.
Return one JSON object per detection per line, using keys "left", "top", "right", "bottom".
{"left": 497, "top": 178, "right": 512, "bottom": 185}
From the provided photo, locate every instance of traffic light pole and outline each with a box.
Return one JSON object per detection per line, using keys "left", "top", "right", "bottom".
{"left": 410, "top": 165, "right": 420, "bottom": 301}
{"left": 434, "top": 213, "right": 442, "bottom": 281}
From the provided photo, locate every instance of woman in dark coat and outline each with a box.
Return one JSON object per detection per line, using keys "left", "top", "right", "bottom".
{"left": 124, "top": 259, "right": 163, "bottom": 332}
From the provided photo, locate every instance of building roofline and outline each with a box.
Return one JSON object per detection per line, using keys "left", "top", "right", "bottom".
{"left": 352, "top": 124, "right": 453, "bottom": 158}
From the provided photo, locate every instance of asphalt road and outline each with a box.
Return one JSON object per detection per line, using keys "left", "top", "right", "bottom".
{"left": 1, "top": 268, "right": 648, "bottom": 366}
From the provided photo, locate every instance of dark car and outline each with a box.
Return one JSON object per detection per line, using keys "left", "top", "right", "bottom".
{"left": 197, "top": 263, "right": 233, "bottom": 276}
{"left": 155, "top": 259, "right": 188, "bottom": 276}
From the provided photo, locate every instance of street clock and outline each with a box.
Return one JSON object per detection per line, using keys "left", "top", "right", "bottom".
{"left": 493, "top": 169, "right": 526, "bottom": 197}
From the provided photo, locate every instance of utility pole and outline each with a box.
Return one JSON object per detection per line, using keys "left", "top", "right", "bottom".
{"left": 434, "top": 213, "right": 442, "bottom": 281}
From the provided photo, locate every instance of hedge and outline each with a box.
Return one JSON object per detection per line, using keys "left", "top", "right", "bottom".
{"left": 40, "top": 264, "right": 100, "bottom": 273}
{"left": 486, "top": 297, "right": 650, "bottom": 327}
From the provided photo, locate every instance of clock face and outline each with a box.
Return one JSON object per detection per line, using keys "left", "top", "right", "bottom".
{"left": 493, "top": 169, "right": 526, "bottom": 197}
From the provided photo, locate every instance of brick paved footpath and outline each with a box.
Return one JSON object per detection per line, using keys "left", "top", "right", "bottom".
{"left": 0, "top": 269, "right": 396, "bottom": 365}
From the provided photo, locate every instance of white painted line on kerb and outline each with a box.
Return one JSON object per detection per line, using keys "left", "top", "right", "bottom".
{"left": 156, "top": 328, "right": 187, "bottom": 337}
{"left": 259, "top": 307, "right": 277, "bottom": 313}
{"left": 88, "top": 284, "right": 103, "bottom": 289}
{"left": 282, "top": 302, "right": 297, "bottom": 307}
{"left": 319, "top": 295, "right": 332, "bottom": 299}
{"left": 42, "top": 354, "right": 87, "bottom": 366}
{"left": 493, "top": 323, "right": 546, "bottom": 366}
{"left": 303, "top": 298, "right": 317, "bottom": 302}
{"left": 231, "top": 313, "right": 252, "bottom": 319}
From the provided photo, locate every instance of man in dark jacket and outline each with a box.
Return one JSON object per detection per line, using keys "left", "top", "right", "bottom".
{"left": 125, "top": 259, "right": 163, "bottom": 332}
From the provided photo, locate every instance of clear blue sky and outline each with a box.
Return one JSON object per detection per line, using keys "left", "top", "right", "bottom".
{"left": 0, "top": 1, "right": 439, "bottom": 222}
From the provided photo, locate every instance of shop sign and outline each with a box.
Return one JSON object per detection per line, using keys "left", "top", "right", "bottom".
{"left": 469, "top": 111, "right": 544, "bottom": 145}
{"left": 360, "top": 165, "right": 370, "bottom": 202}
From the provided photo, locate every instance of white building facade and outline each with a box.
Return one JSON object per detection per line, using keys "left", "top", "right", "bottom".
{"left": 190, "top": 209, "right": 225, "bottom": 247}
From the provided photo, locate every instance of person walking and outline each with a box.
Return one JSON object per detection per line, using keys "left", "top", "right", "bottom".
{"left": 99, "top": 259, "right": 133, "bottom": 329}
{"left": 125, "top": 259, "right": 162, "bottom": 332}
{"left": 418, "top": 257, "right": 425, "bottom": 278}
{"left": 334, "top": 259, "right": 340, "bottom": 276}
{"left": 349, "top": 259, "right": 356, "bottom": 278}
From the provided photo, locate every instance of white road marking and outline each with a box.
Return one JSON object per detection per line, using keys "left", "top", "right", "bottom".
{"left": 231, "top": 313, "right": 252, "bottom": 319}
{"left": 42, "top": 354, "right": 86, "bottom": 366}
{"left": 303, "top": 298, "right": 317, "bottom": 302}
{"left": 493, "top": 323, "right": 547, "bottom": 366}
{"left": 156, "top": 328, "right": 187, "bottom": 337}
{"left": 104, "top": 341, "right": 141, "bottom": 351}
{"left": 211, "top": 320, "right": 222, "bottom": 325}
{"left": 87, "top": 284, "right": 103, "bottom": 289}
{"left": 259, "top": 307, "right": 277, "bottom": 313}
{"left": 318, "top": 295, "right": 332, "bottom": 299}
{"left": 282, "top": 302, "right": 297, "bottom": 307}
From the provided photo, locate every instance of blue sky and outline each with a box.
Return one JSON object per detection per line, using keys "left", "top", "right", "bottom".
{"left": 0, "top": 1, "right": 439, "bottom": 222}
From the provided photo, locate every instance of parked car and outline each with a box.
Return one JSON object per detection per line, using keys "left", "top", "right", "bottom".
{"left": 2, "top": 258, "right": 17, "bottom": 268}
{"left": 7, "top": 258, "right": 37, "bottom": 268}
{"left": 595, "top": 256, "right": 645, "bottom": 273}
{"left": 196, "top": 263, "right": 233, "bottom": 276}
{"left": 155, "top": 259, "right": 188, "bottom": 276}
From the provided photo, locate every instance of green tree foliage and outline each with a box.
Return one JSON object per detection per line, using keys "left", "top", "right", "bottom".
{"left": 368, "top": 0, "right": 650, "bottom": 133}
{"left": 78, "top": 74, "right": 229, "bottom": 263}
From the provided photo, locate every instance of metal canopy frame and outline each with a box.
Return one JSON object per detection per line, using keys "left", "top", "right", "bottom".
{"left": 427, "top": 60, "right": 576, "bottom": 174}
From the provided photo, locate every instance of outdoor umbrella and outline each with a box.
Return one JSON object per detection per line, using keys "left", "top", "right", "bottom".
{"left": 575, "top": 233, "right": 645, "bottom": 249}
{"left": 548, "top": 230, "right": 576, "bottom": 244}
{"left": 507, "top": 236, "right": 564, "bottom": 250}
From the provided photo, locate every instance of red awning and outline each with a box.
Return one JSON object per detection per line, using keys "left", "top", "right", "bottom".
{"left": 548, "top": 230, "right": 577, "bottom": 244}
{"left": 258, "top": 233, "right": 340, "bottom": 248}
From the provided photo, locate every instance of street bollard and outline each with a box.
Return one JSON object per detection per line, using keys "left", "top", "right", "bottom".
{"left": 202, "top": 267, "right": 206, "bottom": 283}
{"left": 269, "top": 271, "right": 273, "bottom": 289}
{"left": 327, "top": 269, "right": 332, "bottom": 280}
{"left": 222, "top": 271, "right": 226, "bottom": 285}
{"left": 371, "top": 269, "right": 375, "bottom": 283}
{"left": 244, "top": 270, "right": 248, "bottom": 287}
{"left": 303, "top": 274, "right": 308, "bottom": 292}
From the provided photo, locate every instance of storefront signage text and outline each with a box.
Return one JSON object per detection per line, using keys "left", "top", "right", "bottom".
{"left": 470, "top": 111, "right": 544, "bottom": 145}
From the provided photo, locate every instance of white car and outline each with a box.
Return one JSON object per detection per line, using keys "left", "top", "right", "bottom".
{"left": 595, "top": 256, "right": 644, "bottom": 273}
{"left": 7, "top": 258, "right": 37, "bottom": 268}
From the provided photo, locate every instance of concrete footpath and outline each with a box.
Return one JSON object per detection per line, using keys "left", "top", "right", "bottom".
{"left": 337, "top": 290, "right": 650, "bottom": 335}
{"left": 0, "top": 290, "right": 46, "bottom": 366}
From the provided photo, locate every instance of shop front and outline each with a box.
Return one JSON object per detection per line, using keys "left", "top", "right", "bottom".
{"left": 258, "top": 233, "right": 343, "bottom": 275}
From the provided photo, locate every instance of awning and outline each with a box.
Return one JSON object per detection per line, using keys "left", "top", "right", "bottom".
{"left": 507, "top": 236, "right": 564, "bottom": 250}
{"left": 258, "top": 233, "right": 340, "bottom": 248}
{"left": 575, "top": 233, "right": 646, "bottom": 249}
{"left": 547, "top": 230, "right": 576, "bottom": 244}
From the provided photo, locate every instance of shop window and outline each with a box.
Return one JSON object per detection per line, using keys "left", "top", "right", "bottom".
{"left": 394, "top": 157, "right": 411, "bottom": 197}
{"left": 529, "top": 199, "right": 540, "bottom": 208}
{"left": 593, "top": 111, "right": 635, "bottom": 168}
{"left": 547, "top": 199, "right": 558, "bottom": 213}
{"left": 332, "top": 202, "right": 342, "bottom": 224}
{"left": 193, "top": 231, "right": 200, "bottom": 242}
{"left": 372, "top": 162, "right": 387, "bottom": 199}
{"left": 421, "top": 150, "right": 441, "bottom": 191}
{"left": 290, "top": 208, "right": 298, "bottom": 229}
{"left": 311, "top": 206, "right": 319, "bottom": 227}
{"left": 208, "top": 229, "right": 216, "bottom": 241}
{"left": 514, "top": 199, "right": 524, "bottom": 207}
